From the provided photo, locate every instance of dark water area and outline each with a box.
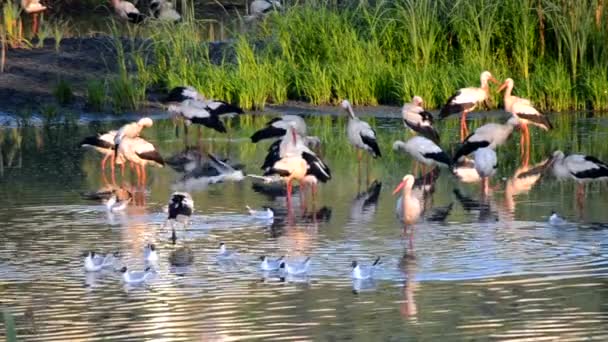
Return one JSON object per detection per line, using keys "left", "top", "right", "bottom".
{"left": 0, "top": 111, "right": 608, "bottom": 340}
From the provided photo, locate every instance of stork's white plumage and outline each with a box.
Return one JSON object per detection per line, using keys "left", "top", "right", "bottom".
{"left": 341, "top": 100, "right": 381, "bottom": 158}
{"left": 80, "top": 130, "right": 117, "bottom": 172}
{"left": 392, "top": 174, "right": 423, "bottom": 226}
{"left": 110, "top": 0, "right": 146, "bottom": 23}
{"left": 251, "top": 115, "right": 319, "bottom": 146}
{"left": 393, "top": 136, "right": 451, "bottom": 169}
{"left": 439, "top": 71, "right": 499, "bottom": 140}
{"left": 402, "top": 96, "right": 440, "bottom": 143}
{"left": 116, "top": 137, "right": 164, "bottom": 185}
{"left": 473, "top": 148, "right": 497, "bottom": 196}
{"left": 551, "top": 151, "right": 608, "bottom": 183}
{"left": 452, "top": 157, "right": 481, "bottom": 184}
{"left": 452, "top": 116, "right": 520, "bottom": 162}
{"left": 150, "top": 0, "right": 181, "bottom": 21}
{"left": 246, "top": 0, "right": 281, "bottom": 20}
{"left": 114, "top": 117, "right": 153, "bottom": 147}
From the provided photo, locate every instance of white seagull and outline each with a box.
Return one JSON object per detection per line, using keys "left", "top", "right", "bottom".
{"left": 120, "top": 266, "right": 154, "bottom": 284}
{"left": 110, "top": 0, "right": 146, "bottom": 23}
{"left": 105, "top": 193, "right": 131, "bottom": 212}
{"left": 341, "top": 100, "right": 382, "bottom": 160}
{"left": 247, "top": 205, "right": 274, "bottom": 220}
{"left": 217, "top": 242, "right": 237, "bottom": 260}
{"left": 402, "top": 96, "right": 440, "bottom": 143}
{"left": 439, "top": 71, "right": 500, "bottom": 140}
{"left": 452, "top": 116, "right": 520, "bottom": 162}
{"left": 84, "top": 251, "right": 116, "bottom": 272}
{"left": 351, "top": 257, "right": 381, "bottom": 280}
{"left": 473, "top": 147, "right": 497, "bottom": 196}
{"left": 548, "top": 211, "right": 567, "bottom": 226}
{"left": 280, "top": 257, "right": 312, "bottom": 275}
{"left": 259, "top": 255, "right": 285, "bottom": 271}
{"left": 393, "top": 136, "right": 452, "bottom": 171}
{"left": 145, "top": 244, "right": 159, "bottom": 265}
{"left": 551, "top": 150, "right": 608, "bottom": 202}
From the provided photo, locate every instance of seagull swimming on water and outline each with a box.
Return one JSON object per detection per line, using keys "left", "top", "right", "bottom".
{"left": 216, "top": 242, "right": 236, "bottom": 260}
{"left": 84, "top": 251, "right": 116, "bottom": 272}
{"left": 548, "top": 211, "right": 567, "bottom": 226}
{"left": 351, "top": 257, "right": 381, "bottom": 280}
{"left": 259, "top": 255, "right": 285, "bottom": 271}
{"left": 280, "top": 257, "right": 312, "bottom": 275}
{"left": 246, "top": 205, "right": 275, "bottom": 220}
{"left": 120, "top": 266, "right": 154, "bottom": 284}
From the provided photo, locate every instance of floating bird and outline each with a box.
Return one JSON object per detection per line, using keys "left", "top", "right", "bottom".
{"left": 402, "top": 96, "right": 440, "bottom": 143}
{"left": 21, "top": 0, "right": 46, "bottom": 34}
{"left": 250, "top": 115, "right": 320, "bottom": 148}
{"left": 110, "top": 0, "right": 146, "bottom": 23}
{"left": 167, "top": 192, "right": 194, "bottom": 227}
{"left": 551, "top": 150, "right": 608, "bottom": 204}
{"left": 247, "top": 205, "right": 274, "bottom": 220}
{"left": 280, "top": 257, "right": 311, "bottom": 275}
{"left": 549, "top": 211, "right": 567, "bottom": 226}
{"left": 144, "top": 244, "right": 158, "bottom": 265}
{"left": 164, "top": 86, "right": 243, "bottom": 138}
{"left": 105, "top": 193, "right": 131, "bottom": 212}
{"left": 216, "top": 242, "right": 236, "bottom": 260}
{"left": 439, "top": 71, "right": 500, "bottom": 141}
{"left": 473, "top": 147, "right": 497, "bottom": 196}
{"left": 498, "top": 78, "right": 553, "bottom": 164}
{"left": 149, "top": 0, "right": 181, "bottom": 21}
{"left": 115, "top": 137, "right": 164, "bottom": 185}
{"left": 393, "top": 174, "right": 423, "bottom": 227}
{"left": 341, "top": 100, "right": 381, "bottom": 160}
{"left": 452, "top": 116, "right": 520, "bottom": 162}
{"left": 84, "top": 251, "right": 115, "bottom": 272}
{"left": 120, "top": 266, "right": 154, "bottom": 284}
{"left": 80, "top": 130, "right": 117, "bottom": 173}
{"left": 259, "top": 255, "right": 284, "bottom": 271}
{"left": 351, "top": 257, "right": 381, "bottom": 280}
{"left": 393, "top": 136, "right": 452, "bottom": 174}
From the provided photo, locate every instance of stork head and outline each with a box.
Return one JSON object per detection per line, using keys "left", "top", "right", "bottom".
{"left": 412, "top": 96, "right": 423, "bottom": 106}
{"left": 340, "top": 100, "right": 351, "bottom": 110}
{"left": 138, "top": 117, "right": 154, "bottom": 128}
{"left": 552, "top": 150, "right": 565, "bottom": 160}
{"left": 392, "top": 174, "right": 415, "bottom": 195}
{"left": 498, "top": 78, "right": 514, "bottom": 93}
{"left": 480, "top": 71, "right": 499, "bottom": 86}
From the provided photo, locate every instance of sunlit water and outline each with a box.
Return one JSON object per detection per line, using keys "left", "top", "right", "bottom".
{"left": 1, "top": 110, "right": 608, "bottom": 340}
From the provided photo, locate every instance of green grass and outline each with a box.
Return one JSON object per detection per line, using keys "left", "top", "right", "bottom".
{"left": 53, "top": 79, "right": 74, "bottom": 105}
{"left": 86, "top": 80, "right": 106, "bottom": 112}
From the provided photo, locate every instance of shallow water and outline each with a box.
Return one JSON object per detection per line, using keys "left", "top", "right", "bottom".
{"left": 1, "top": 111, "right": 608, "bottom": 340}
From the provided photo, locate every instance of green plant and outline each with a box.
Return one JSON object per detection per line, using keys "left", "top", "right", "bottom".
{"left": 53, "top": 79, "right": 74, "bottom": 105}
{"left": 40, "top": 104, "right": 60, "bottom": 125}
{"left": 86, "top": 80, "right": 106, "bottom": 112}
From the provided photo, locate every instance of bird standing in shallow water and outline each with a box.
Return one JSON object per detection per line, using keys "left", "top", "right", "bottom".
{"left": 80, "top": 130, "right": 118, "bottom": 179}
{"left": 393, "top": 175, "right": 423, "bottom": 231}
{"left": 341, "top": 100, "right": 381, "bottom": 184}
{"left": 550, "top": 150, "right": 608, "bottom": 208}
{"left": 21, "top": 0, "right": 46, "bottom": 35}
{"left": 473, "top": 148, "right": 497, "bottom": 197}
{"left": 393, "top": 136, "right": 451, "bottom": 177}
{"left": 167, "top": 192, "right": 194, "bottom": 228}
{"left": 115, "top": 137, "right": 164, "bottom": 186}
{"left": 440, "top": 71, "right": 500, "bottom": 141}
{"left": 401, "top": 96, "right": 440, "bottom": 143}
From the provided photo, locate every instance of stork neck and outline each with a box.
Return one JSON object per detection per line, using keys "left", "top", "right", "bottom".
{"left": 346, "top": 105, "right": 356, "bottom": 119}
{"left": 110, "top": 0, "right": 120, "bottom": 7}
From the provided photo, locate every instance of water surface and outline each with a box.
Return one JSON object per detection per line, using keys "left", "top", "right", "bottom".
{"left": 1, "top": 111, "right": 608, "bottom": 340}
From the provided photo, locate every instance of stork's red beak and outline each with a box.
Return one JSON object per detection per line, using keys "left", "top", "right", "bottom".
{"left": 497, "top": 81, "right": 508, "bottom": 93}
{"left": 490, "top": 77, "right": 500, "bottom": 85}
{"left": 392, "top": 181, "right": 405, "bottom": 195}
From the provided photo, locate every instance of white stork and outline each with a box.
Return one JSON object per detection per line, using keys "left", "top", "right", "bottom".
{"left": 80, "top": 130, "right": 117, "bottom": 174}
{"left": 402, "top": 96, "right": 440, "bottom": 143}
{"left": 246, "top": 0, "right": 281, "bottom": 21}
{"left": 439, "top": 71, "right": 500, "bottom": 141}
{"left": 150, "top": 0, "right": 181, "bottom": 21}
{"left": 110, "top": 0, "right": 146, "bottom": 23}
{"left": 341, "top": 100, "right": 381, "bottom": 180}
{"left": 451, "top": 157, "right": 481, "bottom": 184}
{"left": 392, "top": 136, "right": 452, "bottom": 174}
{"left": 251, "top": 115, "right": 320, "bottom": 147}
{"left": 551, "top": 150, "right": 608, "bottom": 204}
{"left": 21, "top": 0, "right": 46, "bottom": 34}
{"left": 115, "top": 137, "right": 164, "bottom": 185}
{"left": 498, "top": 78, "right": 553, "bottom": 165}
{"left": 164, "top": 86, "right": 244, "bottom": 138}
{"left": 473, "top": 147, "right": 497, "bottom": 196}
{"left": 452, "top": 116, "right": 520, "bottom": 162}
{"left": 392, "top": 174, "right": 423, "bottom": 228}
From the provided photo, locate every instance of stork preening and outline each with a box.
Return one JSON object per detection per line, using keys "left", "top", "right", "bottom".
{"left": 498, "top": 78, "right": 553, "bottom": 165}
{"left": 551, "top": 150, "right": 608, "bottom": 206}
{"left": 440, "top": 71, "right": 500, "bottom": 141}
{"left": 402, "top": 96, "right": 440, "bottom": 143}
{"left": 115, "top": 137, "right": 164, "bottom": 185}
{"left": 452, "top": 116, "right": 520, "bottom": 162}
{"left": 80, "top": 130, "right": 118, "bottom": 175}
{"left": 393, "top": 136, "right": 451, "bottom": 176}
{"left": 164, "top": 86, "right": 244, "bottom": 139}
{"left": 473, "top": 148, "right": 497, "bottom": 196}
{"left": 21, "top": 0, "right": 46, "bottom": 34}
{"left": 110, "top": 0, "right": 146, "bottom": 23}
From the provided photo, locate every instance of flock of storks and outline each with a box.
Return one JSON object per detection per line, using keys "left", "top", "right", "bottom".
{"left": 78, "top": 70, "right": 608, "bottom": 283}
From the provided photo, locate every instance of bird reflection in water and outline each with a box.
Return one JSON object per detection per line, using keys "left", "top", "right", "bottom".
{"left": 503, "top": 158, "right": 551, "bottom": 213}
{"left": 400, "top": 247, "right": 418, "bottom": 320}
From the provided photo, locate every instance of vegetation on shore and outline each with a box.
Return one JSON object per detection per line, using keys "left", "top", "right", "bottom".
{"left": 2, "top": 0, "right": 608, "bottom": 113}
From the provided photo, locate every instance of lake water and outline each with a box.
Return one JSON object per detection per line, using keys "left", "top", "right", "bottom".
{"left": 1, "top": 110, "right": 608, "bottom": 340}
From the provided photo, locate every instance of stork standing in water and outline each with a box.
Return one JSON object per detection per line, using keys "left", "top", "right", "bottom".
{"left": 473, "top": 148, "right": 497, "bottom": 197}
{"left": 21, "top": 0, "right": 46, "bottom": 35}
{"left": 116, "top": 137, "right": 164, "bottom": 186}
{"left": 80, "top": 130, "right": 118, "bottom": 176}
{"left": 392, "top": 174, "right": 423, "bottom": 232}
{"left": 110, "top": 0, "right": 146, "bottom": 23}
{"left": 498, "top": 78, "right": 553, "bottom": 165}
{"left": 341, "top": 100, "right": 381, "bottom": 182}
{"left": 250, "top": 115, "right": 321, "bottom": 148}
{"left": 402, "top": 96, "right": 440, "bottom": 143}
{"left": 439, "top": 71, "right": 500, "bottom": 141}
{"left": 452, "top": 116, "right": 520, "bottom": 162}
{"left": 551, "top": 150, "right": 608, "bottom": 207}
{"left": 164, "top": 86, "right": 244, "bottom": 140}
{"left": 114, "top": 117, "right": 153, "bottom": 176}
{"left": 393, "top": 136, "right": 451, "bottom": 176}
